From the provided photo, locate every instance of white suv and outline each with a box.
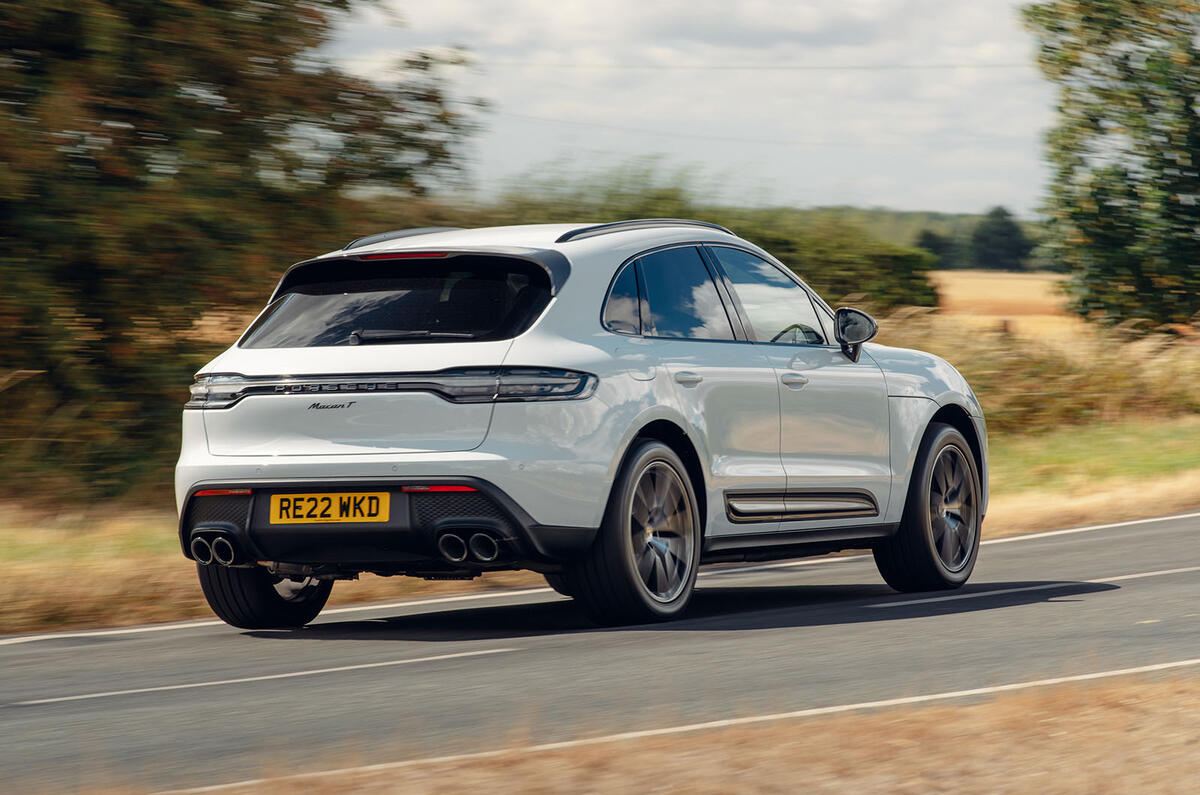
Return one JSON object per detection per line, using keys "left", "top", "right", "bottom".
{"left": 177, "top": 219, "right": 988, "bottom": 628}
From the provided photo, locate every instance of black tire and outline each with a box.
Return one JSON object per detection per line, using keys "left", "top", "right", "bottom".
{"left": 197, "top": 564, "right": 333, "bottom": 629}
{"left": 565, "top": 440, "right": 702, "bottom": 625}
{"left": 874, "top": 422, "right": 982, "bottom": 592}
{"left": 543, "top": 573, "right": 574, "bottom": 597}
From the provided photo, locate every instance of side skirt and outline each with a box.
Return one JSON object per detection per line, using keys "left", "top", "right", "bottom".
{"left": 701, "top": 523, "right": 898, "bottom": 564}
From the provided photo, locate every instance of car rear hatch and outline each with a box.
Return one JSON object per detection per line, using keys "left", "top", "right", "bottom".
{"left": 193, "top": 252, "right": 556, "bottom": 457}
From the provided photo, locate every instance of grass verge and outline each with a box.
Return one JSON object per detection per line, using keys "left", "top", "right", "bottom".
{"left": 3, "top": 415, "right": 1198, "bottom": 635}
{"left": 148, "top": 675, "right": 1200, "bottom": 794}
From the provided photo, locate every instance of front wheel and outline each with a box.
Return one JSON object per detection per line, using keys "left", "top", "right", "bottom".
{"left": 197, "top": 564, "right": 333, "bottom": 629}
{"left": 874, "top": 423, "right": 982, "bottom": 592}
{"left": 564, "top": 440, "right": 701, "bottom": 625}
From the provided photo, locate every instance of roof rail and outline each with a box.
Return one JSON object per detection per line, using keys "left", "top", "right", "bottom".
{"left": 343, "top": 226, "right": 464, "bottom": 251}
{"left": 555, "top": 218, "right": 734, "bottom": 244}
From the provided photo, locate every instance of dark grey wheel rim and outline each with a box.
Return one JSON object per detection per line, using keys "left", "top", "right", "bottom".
{"left": 929, "top": 445, "right": 977, "bottom": 572}
{"left": 272, "top": 576, "right": 319, "bottom": 603}
{"left": 629, "top": 461, "right": 695, "bottom": 603}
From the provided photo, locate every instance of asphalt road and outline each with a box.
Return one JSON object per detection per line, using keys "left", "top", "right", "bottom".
{"left": 3, "top": 512, "right": 1198, "bottom": 792}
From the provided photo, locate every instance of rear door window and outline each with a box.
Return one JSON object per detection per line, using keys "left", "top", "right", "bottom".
{"left": 240, "top": 256, "right": 551, "bottom": 348}
{"left": 638, "top": 246, "right": 736, "bottom": 341}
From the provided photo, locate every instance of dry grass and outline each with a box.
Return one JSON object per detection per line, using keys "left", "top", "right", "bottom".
{"left": 169, "top": 675, "right": 1200, "bottom": 794}
{"left": 984, "top": 468, "right": 1200, "bottom": 537}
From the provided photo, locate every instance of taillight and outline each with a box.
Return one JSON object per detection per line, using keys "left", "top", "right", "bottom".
{"left": 185, "top": 368, "right": 597, "bottom": 409}
{"left": 186, "top": 374, "right": 249, "bottom": 409}
{"left": 495, "top": 368, "right": 597, "bottom": 401}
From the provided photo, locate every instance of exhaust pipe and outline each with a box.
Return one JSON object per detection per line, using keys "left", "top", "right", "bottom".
{"left": 437, "top": 533, "right": 468, "bottom": 564}
{"left": 469, "top": 533, "right": 500, "bottom": 563}
{"left": 211, "top": 536, "right": 237, "bottom": 566}
{"left": 190, "top": 536, "right": 214, "bottom": 565}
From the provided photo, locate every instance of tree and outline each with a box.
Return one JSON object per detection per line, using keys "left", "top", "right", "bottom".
{"left": 0, "top": 1, "right": 473, "bottom": 494}
{"left": 1023, "top": 0, "right": 1200, "bottom": 325}
{"left": 969, "top": 207, "right": 1033, "bottom": 271}
{"left": 914, "top": 229, "right": 955, "bottom": 268}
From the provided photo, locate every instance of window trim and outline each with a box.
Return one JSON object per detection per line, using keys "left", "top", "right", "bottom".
{"left": 703, "top": 244, "right": 840, "bottom": 350}
{"left": 600, "top": 242, "right": 749, "bottom": 344}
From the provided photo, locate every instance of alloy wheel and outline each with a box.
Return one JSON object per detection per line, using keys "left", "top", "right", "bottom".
{"left": 629, "top": 461, "right": 695, "bottom": 603}
{"left": 928, "top": 445, "right": 977, "bottom": 572}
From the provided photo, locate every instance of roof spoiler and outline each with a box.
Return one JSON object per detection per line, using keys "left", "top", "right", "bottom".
{"left": 342, "top": 227, "right": 464, "bottom": 251}
{"left": 270, "top": 247, "right": 572, "bottom": 303}
{"left": 555, "top": 218, "right": 733, "bottom": 243}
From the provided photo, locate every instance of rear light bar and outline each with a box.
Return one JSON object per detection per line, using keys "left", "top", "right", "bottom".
{"left": 194, "top": 488, "right": 253, "bottom": 496}
{"left": 186, "top": 368, "right": 598, "bottom": 409}
{"left": 401, "top": 485, "right": 477, "bottom": 493}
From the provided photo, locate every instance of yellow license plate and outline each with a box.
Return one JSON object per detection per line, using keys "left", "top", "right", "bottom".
{"left": 269, "top": 492, "right": 390, "bottom": 524}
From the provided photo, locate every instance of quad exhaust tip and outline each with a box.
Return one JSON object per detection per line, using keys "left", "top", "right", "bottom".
{"left": 190, "top": 536, "right": 214, "bottom": 565}
{"left": 469, "top": 533, "right": 500, "bottom": 563}
{"left": 437, "top": 533, "right": 468, "bottom": 564}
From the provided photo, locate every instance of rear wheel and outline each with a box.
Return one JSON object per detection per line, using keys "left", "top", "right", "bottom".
{"left": 874, "top": 423, "right": 981, "bottom": 592}
{"left": 543, "top": 573, "right": 574, "bottom": 597}
{"left": 197, "top": 564, "right": 333, "bottom": 629}
{"left": 565, "top": 440, "right": 701, "bottom": 625}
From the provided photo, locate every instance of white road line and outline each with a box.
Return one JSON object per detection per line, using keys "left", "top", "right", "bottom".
{"left": 3, "top": 510, "right": 1198, "bottom": 648}
{"left": 12, "top": 648, "right": 516, "bottom": 706}
{"left": 0, "top": 588, "right": 555, "bottom": 647}
{"left": 980, "top": 510, "right": 1200, "bottom": 545}
{"left": 158, "top": 656, "right": 1200, "bottom": 795}
{"left": 868, "top": 565, "right": 1200, "bottom": 608}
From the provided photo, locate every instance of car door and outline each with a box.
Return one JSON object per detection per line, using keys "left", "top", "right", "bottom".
{"left": 634, "top": 245, "right": 785, "bottom": 538}
{"left": 705, "top": 245, "right": 892, "bottom": 530}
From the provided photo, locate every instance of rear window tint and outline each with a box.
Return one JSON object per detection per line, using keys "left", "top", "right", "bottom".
{"left": 602, "top": 262, "right": 641, "bottom": 334}
{"left": 240, "top": 257, "right": 551, "bottom": 349}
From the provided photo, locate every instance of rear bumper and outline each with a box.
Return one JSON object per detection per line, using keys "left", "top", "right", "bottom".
{"left": 178, "top": 477, "right": 597, "bottom": 572}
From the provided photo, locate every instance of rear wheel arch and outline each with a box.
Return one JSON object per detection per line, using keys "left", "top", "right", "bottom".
{"left": 622, "top": 420, "right": 708, "bottom": 538}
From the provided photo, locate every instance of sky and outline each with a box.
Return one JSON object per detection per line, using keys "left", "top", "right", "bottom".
{"left": 329, "top": 1, "right": 1056, "bottom": 216}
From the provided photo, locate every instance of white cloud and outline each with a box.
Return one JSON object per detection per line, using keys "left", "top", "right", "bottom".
{"left": 328, "top": 0, "right": 1055, "bottom": 215}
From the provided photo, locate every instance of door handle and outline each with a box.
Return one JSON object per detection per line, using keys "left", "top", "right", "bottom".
{"left": 780, "top": 373, "right": 809, "bottom": 389}
{"left": 674, "top": 371, "right": 704, "bottom": 386}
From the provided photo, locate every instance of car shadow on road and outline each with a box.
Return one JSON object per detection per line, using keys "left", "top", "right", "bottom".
{"left": 244, "top": 580, "right": 1119, "bottom": 643}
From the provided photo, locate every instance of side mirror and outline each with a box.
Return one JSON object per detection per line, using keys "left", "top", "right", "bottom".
{"left": 834, "top": 307, "right": 878, "bottom": 363}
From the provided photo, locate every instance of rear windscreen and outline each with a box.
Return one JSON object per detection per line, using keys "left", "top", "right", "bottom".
{"left": 240, "top": 257, "right": 552, "bottom": 349}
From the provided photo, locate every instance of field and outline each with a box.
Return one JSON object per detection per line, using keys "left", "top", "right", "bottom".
{"left": 2, "top": 271, "right": 1198, "bottom": 635}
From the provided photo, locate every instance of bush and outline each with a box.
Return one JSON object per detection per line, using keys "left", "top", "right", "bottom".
{"left": 878, "top": 310, "right": 1200, "bottom": 434}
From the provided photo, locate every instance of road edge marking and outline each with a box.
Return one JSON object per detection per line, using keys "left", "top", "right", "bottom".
{"left": 980, "top": 510, "right": 1200, "bottom": 546}
{"left": 156, "top": 656, "right": 1200, "bottom": 794}
{"left": 13, "top": 648, "right": 517, "bottom": 706}
{"left": 0, "top": 589, "right": 555, "bottom": 647}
